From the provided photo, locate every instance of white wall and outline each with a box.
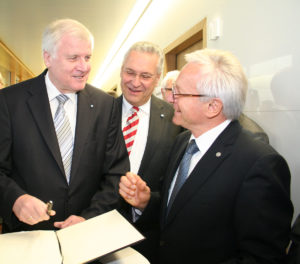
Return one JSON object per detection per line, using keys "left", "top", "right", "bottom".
{"left": 98, "top": 0, "right": 300, "bottom": 221}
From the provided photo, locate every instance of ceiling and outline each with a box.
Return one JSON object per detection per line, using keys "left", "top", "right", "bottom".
{"left": 0, "top": 0, "right": 137, "bottom": 84}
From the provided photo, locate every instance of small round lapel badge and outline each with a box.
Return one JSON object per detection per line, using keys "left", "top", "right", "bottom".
{"left": 216, "top": 152, "right": 222, "bottom": 157}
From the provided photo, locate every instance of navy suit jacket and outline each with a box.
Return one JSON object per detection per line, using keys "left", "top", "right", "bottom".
{"left": 0, "top": 70, "right": 129, "bottom": 232}
{"left": 142, "top": 120, "right": 293, "bottom": 264}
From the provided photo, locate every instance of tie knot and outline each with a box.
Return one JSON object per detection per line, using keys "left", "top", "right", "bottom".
{"left": 56, "top": 94, "right": 69, "bottom": 105}
{"left": 132, "top": 106, "right": 139, "bottom": 113}
{"left": 186, "top": 139, "right": 199, "bottom": 155}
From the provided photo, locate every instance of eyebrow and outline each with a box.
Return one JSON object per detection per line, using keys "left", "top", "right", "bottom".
{"left": 125, "top": 68, "right": 154, "bottom": 75}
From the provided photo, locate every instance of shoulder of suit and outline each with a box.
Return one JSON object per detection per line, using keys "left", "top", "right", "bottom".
{"left": 237, "top": 127, "right": 277, "bottom": 158}
{"left": 151, "top": 95, "right": 174, "bottom": 113}
{"left": 1, "top": 71, "right": 45, "bottom": 97}
{"left": 83, "top": 83, "right": 113, "bottom": 99}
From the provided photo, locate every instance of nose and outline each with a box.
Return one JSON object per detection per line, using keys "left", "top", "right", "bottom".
{"left": 132, "top": 74, "right": 142, "bottom": 87}
{"left": 166, "top": 91, "right": 174, "bottom": 104}
{"left": 161, "top": 88, "right": 174, "bottom": 104}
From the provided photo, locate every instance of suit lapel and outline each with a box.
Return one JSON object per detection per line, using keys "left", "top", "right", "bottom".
{"left": 161, "top": 133, "right": 190, "bottom": 222}
{"left": 163, "top": 121, "right": 241, "bottom": 226}
{"left": 138, "top": 96, "right": 168, "bottom": 177}
{"left": 26, "top": 72, "right": 65, "bottom": 175}
{"left": 70, "top": 87, "right": 93, "bottom": 183}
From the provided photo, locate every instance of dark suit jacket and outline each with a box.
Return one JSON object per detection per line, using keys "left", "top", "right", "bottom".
{"left": 0, "top": 70, "right": 129, "bottom": 232}
{"left": 285, "top": 214, "right": 300, "bottom": 264}
{"left": 117, "top": 95, "right": 182, "bottom": 263}
{"left": 238, "top": 113, "right": 269, "bottom": 143}
{"left": 141, "top": 120, "right": 293, "bottom": 264}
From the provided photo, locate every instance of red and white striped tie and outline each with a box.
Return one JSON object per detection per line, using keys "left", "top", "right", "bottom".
{"left": 123, "top": 106, "right": 139, "bottom": 155}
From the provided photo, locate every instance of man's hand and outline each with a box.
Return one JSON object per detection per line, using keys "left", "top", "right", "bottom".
{"left": 54, "top": 215, "right": 85, "bottom": 229}
{"left": 119, "top": 172, "right": 151, "bottom": 210}
{"left": 12, "top": 194, "right": 56, "bottom": 225}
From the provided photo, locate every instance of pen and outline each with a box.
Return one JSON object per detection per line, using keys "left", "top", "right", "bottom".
{"left": 46, "top": 200, "right": 53, "bottom": 216}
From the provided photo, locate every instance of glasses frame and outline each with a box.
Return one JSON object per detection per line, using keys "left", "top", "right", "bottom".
{"left": 123, "top": 68, "right": 156, "bottom": 82}
{"left": 161, "top": 87, "right": 172, "bottom": 94}
{"left": 172, "top": 84, "right": 209, "bottom": 101}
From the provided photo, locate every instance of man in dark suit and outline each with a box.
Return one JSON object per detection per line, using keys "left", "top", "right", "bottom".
{"left": 0, "top": 19, "right": 129, "bottom": 233}
{"left": 118, "top": 41, "right": 182, "bottom": 263}
{"left": 119, "top": 48, "right": 293, "bottom": 263}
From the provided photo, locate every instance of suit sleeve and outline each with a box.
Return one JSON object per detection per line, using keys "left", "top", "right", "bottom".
{"left": 222, "top": 153, "right": 293, "bottom": 263}
{"left": 0, "top": 91, "right": 27, "bottom": 220}
{"left": 80, "top": 98, "right": 130, "bottom": 219}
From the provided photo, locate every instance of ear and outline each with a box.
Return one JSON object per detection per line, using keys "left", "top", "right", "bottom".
{"left": 206, "top": 98, "right": 223, "bottom": 118}
{"left": 43, "top": 51, "right": 51, "bottom": 68}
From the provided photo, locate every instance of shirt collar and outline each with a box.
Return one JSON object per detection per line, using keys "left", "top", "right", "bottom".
{"left": 191, "top": 119, "right": 232, "bottom": 155}
{"left": 122, "top": 96, "right": 151, "bottom": 116}
{"left": 45, "top": 72, "right": 76, "bottom": 104}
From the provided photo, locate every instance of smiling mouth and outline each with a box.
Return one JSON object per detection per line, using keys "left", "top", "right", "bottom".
{"left": 73, "top": 75, "right": 85, "bottom": 80}
{"left": 128, "top": 87, "right": 141, "bottom": 93}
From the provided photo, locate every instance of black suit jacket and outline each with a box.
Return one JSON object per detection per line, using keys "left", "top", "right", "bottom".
{"left": 117, "top": 95, "right": 182, "bottom": 263}
{"left": 142, "top": 120, "right": 293, "bottom": 264}
{"left": 238, "top": 113, "right": 269, "bottom": 143}
{"left": 285, "top": 214, "right": 300, "bottom": 264}
{"left": 0, "top": 70, "right": 129, "bottom": 232}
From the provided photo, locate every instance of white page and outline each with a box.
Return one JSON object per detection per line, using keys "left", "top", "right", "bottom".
{"left": 0, "top": 230, "right": 62, "bottom": 264}
{"left": 56, "top": 210, "right": 144, "bottom": 264}
{"left": 99, "top": 247, "right": 150, "bottom": 264}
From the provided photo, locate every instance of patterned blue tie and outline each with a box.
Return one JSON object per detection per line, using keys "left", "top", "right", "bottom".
{"left": 167, "top": 139, "right": 199, "bottom": 215}
{"left": 54, "top": 95, "right": 73, "bottom": 183}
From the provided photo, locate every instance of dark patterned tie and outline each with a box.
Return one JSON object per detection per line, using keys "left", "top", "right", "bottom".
{"left": 54, "top": 94, "right": 73, "bottom": 183}
{"left": 167, "top": 139, "right": 199, "bottom": 215}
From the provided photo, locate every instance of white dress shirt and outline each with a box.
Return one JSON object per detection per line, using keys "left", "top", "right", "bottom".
{"left": 167, "top": 119, "right": 232, "bottom": 204}
{"left": 122, "top": 97, "right": 150, "bottom": 174}
{"left": 45, "top": 73, "right": 77, "bottom": 139}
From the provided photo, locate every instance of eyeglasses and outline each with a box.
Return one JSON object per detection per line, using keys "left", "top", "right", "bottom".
{"left": 172, "top": 85, "right": 209, "bottom": 101}
{"left": 123, "top": 68, "right": 155, "bottom": 82}
{"left": 161, "top": 87, "right": 172, "bottom": 95}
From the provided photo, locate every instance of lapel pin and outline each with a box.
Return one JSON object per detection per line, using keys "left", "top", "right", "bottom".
{"left": 160, "top": 114, "right": 165, "bottom": 118}
{"left": 90, "top": 104, "right": 94, "bottom": 108}
{"left": 216, "top": 152, "right": 222, "bottom": 157}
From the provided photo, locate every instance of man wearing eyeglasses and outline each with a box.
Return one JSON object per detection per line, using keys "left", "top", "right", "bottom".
{"left": 117, "top": 41, "right": 182, "bottom": 263}
{"left": 160, "top": 70, "right": 180, "bottom": 103}
{"left": 119, "top": 49, "right": 293, "bottom": 263}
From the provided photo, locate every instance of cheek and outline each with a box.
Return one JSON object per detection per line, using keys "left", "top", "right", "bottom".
{"left": 86, "top": 63, "right": 92, "bottom": 72}
{"left": 121, "top": 75, "right": 131, "bottom": 86}
{"left": 144, "top": 83, "right": 155, "bottom": 95}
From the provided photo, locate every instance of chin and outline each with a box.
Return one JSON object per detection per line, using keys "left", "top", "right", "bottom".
{"left": 172, "top": 116, "right": 181, "bottom": 126}
{"left": 73, "top": 84, "right": 86, "bottom": 91}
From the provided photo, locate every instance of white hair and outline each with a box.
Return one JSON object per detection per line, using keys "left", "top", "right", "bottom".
{"left": 185, "top": 49, "right": 248, "bottom": 120}
{"left": 122, "top": 41, "right": 164, "bottom": 74}
{"left": 42, "top": 18, "right": 94, "bottom": 57}
{"left": 161, "top": 70, "right": 180, "bottom": 88}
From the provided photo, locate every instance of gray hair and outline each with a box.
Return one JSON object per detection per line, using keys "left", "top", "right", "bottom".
{"left": 42, "top": 18, "right": 94, "bottom": 57}
{"left": 185, "top": 49, "right": 248, "bottom": 120}
{"left": 122, "top": 41, "right": 164, "bottom": 74}
{"left": 161, "top": 70, "right": 180, "bottom": 88}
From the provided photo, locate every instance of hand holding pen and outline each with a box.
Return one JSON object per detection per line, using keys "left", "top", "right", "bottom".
{"left": 12, "top": 194, "right": 56, "bottom": 225}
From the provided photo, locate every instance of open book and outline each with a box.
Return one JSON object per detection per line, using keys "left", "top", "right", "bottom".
{"left": 0, "top": 210, "right": 146, "bottom": 264}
